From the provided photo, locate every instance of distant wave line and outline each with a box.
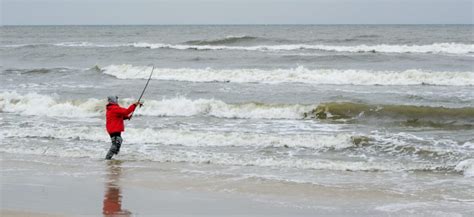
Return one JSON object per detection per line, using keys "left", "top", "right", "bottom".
{"left": 2, "top": 41, "right": 473, "bottom": 54}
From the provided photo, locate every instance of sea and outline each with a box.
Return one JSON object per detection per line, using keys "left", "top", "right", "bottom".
{"left": 1, "top": 25, "right": 473, "bottom": 215}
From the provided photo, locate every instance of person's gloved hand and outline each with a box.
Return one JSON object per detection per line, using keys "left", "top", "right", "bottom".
{"left": 134, "top": 101, "right": 143, "bottom": 107}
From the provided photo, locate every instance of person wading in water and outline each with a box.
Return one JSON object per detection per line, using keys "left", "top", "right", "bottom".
{"left": 105, "top": 96, "right": 142, "bottom": 160}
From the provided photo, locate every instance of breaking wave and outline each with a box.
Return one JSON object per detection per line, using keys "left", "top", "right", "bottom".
{"left": 0, "top": 92, "right": 102, "bottom": 118}
{"left": 306, "top": 102, "right": 474, "bottom": 126}
{"left": 2, "top": 92, "right": 473, "bottom": 126}
{"left": 0, "top": 126, "right": 354, "bottom": 150}
{"left": 130, "top": 42, "right": 474, "bottom": 54}
{"left": 54, "top": 42, "right": 123, "bottom": 48}
{"left": 0, "top": 92, "right": 312, "bottom": 119}
{"left": 3, "top": 42, "right": 473, "bottom": 54}
{"left": 101, "top": 64, "right": 474, "bottom": 86}
{"left": 1, "top": 126, "right": 469, "bottom": 173}
{"left": 455, "top": 159, "right": 474, "bottom": 177}
{"left": 0, "top": 141, "right": 430, "bottom": 172}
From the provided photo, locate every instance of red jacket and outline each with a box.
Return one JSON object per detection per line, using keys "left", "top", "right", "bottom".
{"left": 106, "top": 103, "right": 137, "bottom": 134}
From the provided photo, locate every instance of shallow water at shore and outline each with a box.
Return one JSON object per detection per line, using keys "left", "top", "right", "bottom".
{"left": 2, "top": 153, "right": 473, "bottom": 216}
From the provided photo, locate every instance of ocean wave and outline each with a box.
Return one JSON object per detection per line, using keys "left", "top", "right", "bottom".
{"left": 0, "top": 92, "right": 312, "bottom": 119}
{"left": 101, "top": 64, "right": 474, "bottom": 86}
{"left": 0, "top": 92, "right": 102, "bottom": 118}
{"left": 2, "top": 122, "right": 470, "bottom": 173}
{"left": 2, "top": 92, "right": 473, "bottom": 125}
{"left": 2, "top": 92, "right": 473, "bottom": 126}
{"left": 0, "top": 144, "right": 422, "bottom": 172}
{"left": 306, "top": 102, "right": 474, "bottom": 126}
{"left": 1, "top": 43, "right": 48, "bottom": 48}
{"left": 137, "top": 97, "right": 312, "bottom": 119}
{"left": 0, "top": 126, "right": 458, "bottom": 172}
{"left": 54, "top": 42, "right": 123, "bottom": 48}
{"left": 0, "top": 126, "right": 354, "bottom": 150}
{"left": 0, "top": 136, "right": 456, "bottom": 173}
{"left": 185, "top": 35, "right": 259, "bottom": 45}
{"left": 130, "top": 42, "right": 474, "bottom": 54}
{"left": 455, "top": 159, "right": 474, "bottom": 177}
{"left": 2, "top": 117, "right": 465, "bottom": 162}
{"left": 3, "top": 42, "right": 473, "bottom": 54}
{"left": 2, "top": 67, "right": 74, "bottom": 75}
{"left": 2, "top": 148, "right": 448, "bottom": 172}
{"left": 355, "top": 132, "right": 466, "bottom": 162}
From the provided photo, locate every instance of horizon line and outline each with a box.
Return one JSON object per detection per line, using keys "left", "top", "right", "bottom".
{"left": 2, "top": 23, "right": 473, "bottom": 26}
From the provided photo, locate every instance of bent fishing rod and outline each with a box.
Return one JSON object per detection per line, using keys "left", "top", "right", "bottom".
{"left": 129, "top": 65, "right": 155, "bottom": 120}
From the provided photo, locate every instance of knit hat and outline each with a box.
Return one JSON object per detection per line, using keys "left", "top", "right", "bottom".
{"left": 107, "top": 96, "right": 118, "bottom": 104}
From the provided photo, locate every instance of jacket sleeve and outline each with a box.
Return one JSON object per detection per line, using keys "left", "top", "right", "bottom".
{"left": 118, "top": 104, "right": 137, "bottom": 117}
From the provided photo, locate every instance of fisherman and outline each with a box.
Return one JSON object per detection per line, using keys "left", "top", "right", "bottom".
{"left": 105, "top": 96, "right": 142, "bottom": 160}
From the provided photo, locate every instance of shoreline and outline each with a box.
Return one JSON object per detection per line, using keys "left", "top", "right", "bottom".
{"left": 2, "top": 152, "right": 473, "bottom": 216}
{"left": 1, "top": 210, "right": 66, "bottom": 217}
{"left": 1, "top": 153, "right": 322, "bottom": 217}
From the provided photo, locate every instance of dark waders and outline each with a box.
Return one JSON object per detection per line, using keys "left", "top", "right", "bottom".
{"left": 106, "top": 132, "right": 122, "bottom": 160}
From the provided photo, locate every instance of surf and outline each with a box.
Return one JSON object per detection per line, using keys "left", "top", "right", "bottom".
{"left": 3, "top": 42, "right": 473, "bottom": 55}
{"left": 100, "top": 64, "right": 474, "bottom": 86}
{"left": 1, "top": 125, "right": 470, "bottom": 174}
{"left": 306, "top": 102, "right": 474, "bottom": 127}
{"left": 0, "top": 92, "right": 313, "bottom": 119}
{"left": 2, "top": 92, "right": 473, "bottom": 126}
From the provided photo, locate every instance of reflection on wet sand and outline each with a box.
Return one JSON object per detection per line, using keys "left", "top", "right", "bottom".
{"left": 103, "top": 160, "right": 132, "bottom": 217}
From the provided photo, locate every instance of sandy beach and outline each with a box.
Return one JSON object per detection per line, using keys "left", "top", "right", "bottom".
{"left": 1, "top": 153, "right": 324, "bottom": 217}
{"left": 2, "top": 152, "right": 472, "bottom": 217}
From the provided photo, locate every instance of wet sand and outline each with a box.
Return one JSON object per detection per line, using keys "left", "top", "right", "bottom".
{"left": 1, "top": 153, "right": 321, "bottom": 217}
{"left": 1, "top": 210, "right": 66, "bottom": 217}
{"left": 1, "top": 153, "right": 472, "bottom": 217}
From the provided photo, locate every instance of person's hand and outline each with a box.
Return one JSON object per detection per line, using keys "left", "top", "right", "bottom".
{"left": 134, "top": 101, "right": 143, "bottom": 107}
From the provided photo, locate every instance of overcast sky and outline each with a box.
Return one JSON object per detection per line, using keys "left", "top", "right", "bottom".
{"left": 2, "top": 0, "right": 473, "bottom": 25}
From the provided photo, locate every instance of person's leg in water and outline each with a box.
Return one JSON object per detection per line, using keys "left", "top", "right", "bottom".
{"left": 106, "top": 132, "right": 122, "bottom": 160}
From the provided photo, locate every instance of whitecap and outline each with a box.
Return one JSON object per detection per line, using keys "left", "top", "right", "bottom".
{"left": 102, "top": 64, "right": 474, "bottom": 86}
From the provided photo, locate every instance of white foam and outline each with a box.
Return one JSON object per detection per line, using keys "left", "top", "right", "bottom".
{"left": 149, "top": 151, "right": 415, "bottom": 171}
{"left": 4, "top": 42, "right": 473, "bottom": 54}
{"left": 455, "top": 159, "right": 474, "bottom": 177}
{"left": 0, "top": 125, "right": 353, "bottom": 150}
{"left": 0, "top": 92, "right": 311, "bottom": 119}
{"left": 0, "top": 142, "right": 437, "bottom": 172}
{"left": 1, "top": 43, "right": 41, "bottom": 48}
{"left": 130, "top": 42, "right": 474, "bottom": 54}
{"left": 462, "top": 142, "right": 474, "bottom": 149}
{"left": 102, "top": 64, "right": 474, "bottom": 86}
{"left": 136, "top": 96, "right": 312, "bottom": 119}
{"left": 1, "top": 125, "right": 453, "bottom": 172}
{"left": 0, "top": 92, "right": 101, "bottom": 118}
{"left": 0, "top": 126, "right": 418, "bottom": 171}
{"left": 375, "top": 202, "right": 431, "bottom": 212}
{"left": 53, "top": 42, "right": 123, "bottom": 48}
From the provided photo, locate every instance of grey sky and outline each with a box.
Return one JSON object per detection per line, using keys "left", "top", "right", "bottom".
{"left": 1, "top": 0, "right": 473, "bottom": 25}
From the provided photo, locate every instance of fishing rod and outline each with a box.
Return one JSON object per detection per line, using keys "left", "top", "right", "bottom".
{"left": 129, "top": 65, "right": 155, "bottom": 120}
